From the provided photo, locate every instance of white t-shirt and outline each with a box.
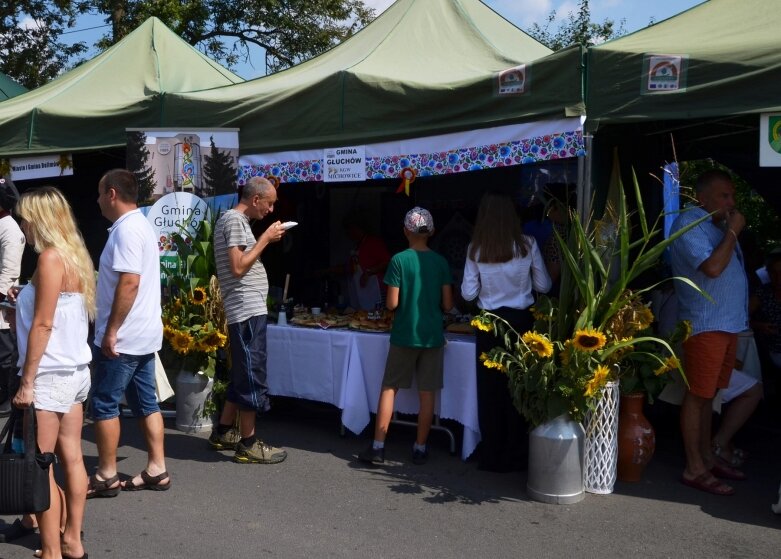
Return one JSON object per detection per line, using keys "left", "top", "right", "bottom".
{"left": 94, "top": 209, "right": 163, "bottom": 355}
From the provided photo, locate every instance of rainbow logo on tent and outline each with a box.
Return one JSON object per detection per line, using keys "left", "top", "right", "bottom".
{"left": 769, "top": 116, "right": 781, "bottom": 154}
{"left": 647, "top": 55, "right": 682, "bottom": 91}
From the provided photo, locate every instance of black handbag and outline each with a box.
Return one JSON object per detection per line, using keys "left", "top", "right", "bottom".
{"left": 0, "top": 405, "right": 55, "bottom": 514}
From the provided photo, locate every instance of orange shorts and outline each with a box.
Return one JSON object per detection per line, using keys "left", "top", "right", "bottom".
{"left": 682, "top": 331, "right": 738, "bottom": 399}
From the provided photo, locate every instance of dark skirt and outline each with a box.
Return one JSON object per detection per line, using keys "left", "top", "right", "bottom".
{"left": 475, "top": 306, "right": 534, "bottom": 472}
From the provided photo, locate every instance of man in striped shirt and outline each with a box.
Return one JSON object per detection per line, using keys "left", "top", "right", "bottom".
{"left": 210, "top": 177, "right": 288, "bottom": 464}
{"left": 670, "top": 169, "right": 749, "bottom": 496}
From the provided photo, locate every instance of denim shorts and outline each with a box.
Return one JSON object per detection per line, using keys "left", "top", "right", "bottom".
{"left": 227, "top": 314, "right": 270, "bottom": 413}
{"left": 90, "top": 347, "right": 159, "bottom": 420}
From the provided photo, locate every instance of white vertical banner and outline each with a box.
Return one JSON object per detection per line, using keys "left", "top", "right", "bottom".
{"left": 759, "top": 113, "right": 781, "bottom": 167}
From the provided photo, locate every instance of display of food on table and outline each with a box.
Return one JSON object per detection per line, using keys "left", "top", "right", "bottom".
{"left": 285, "top": 307, "right": 474, "bottom": 334}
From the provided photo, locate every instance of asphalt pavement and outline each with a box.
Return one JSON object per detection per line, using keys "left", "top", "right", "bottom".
{"left": 1, "top": 398, "right": 780, "bottom": 559}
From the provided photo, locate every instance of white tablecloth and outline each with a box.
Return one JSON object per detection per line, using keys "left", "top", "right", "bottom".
{"left": 266, "top": 324, "right": 480, "bottom": 460}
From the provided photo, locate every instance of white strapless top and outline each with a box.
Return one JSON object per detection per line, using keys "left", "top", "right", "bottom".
{"left": 16, "top": 284, "right": 91, "bottom": 372}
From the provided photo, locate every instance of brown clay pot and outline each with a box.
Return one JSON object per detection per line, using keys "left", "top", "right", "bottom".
{"left": 617, "top": 392, "right": 656, "bottom": 482}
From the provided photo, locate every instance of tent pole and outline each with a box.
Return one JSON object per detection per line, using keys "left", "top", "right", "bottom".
{"left": 577, "top": 134, "right": 593, "bottom": 222}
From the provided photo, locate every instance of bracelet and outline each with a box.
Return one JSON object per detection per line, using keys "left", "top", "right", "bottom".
{"left": 728, "top": 228, "right": 738, "bottom": 241}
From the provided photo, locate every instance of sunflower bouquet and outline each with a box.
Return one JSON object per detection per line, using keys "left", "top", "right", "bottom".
{"left": 161, "top": 217, "right": 228, "bottom": 378}
{"left": 162, "top": 277, "right": 227, "bottom": 378}
{"left": 475, "top": 170, "right": 704, "bottom": 426}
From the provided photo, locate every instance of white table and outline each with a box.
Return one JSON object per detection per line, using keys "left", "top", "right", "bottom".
{"left": 266, "top": 324, "right": 480, "bottom": 460}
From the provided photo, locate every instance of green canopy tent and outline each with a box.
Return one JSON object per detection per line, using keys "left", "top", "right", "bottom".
{"left": 161, "top": 0, "right": 586, "bottom": 185}
{"left": 586, "top": 0, "right": 781, "bottom": 209}
{"left": 0, "top": 72, "right": 27, "bottom": 102}
{"left": 0, "top": 17, "right": 243, "bottom": 158}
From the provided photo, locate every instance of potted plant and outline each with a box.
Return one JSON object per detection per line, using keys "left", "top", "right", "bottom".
{"left": 162, "top": 217, "right": 229, "bottom": 432}
{"left": 474, "top": 170, "right": 704, "bottom": 500}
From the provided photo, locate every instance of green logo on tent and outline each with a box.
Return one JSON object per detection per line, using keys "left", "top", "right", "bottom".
{"left": 769, "top": 116, "right": 781, "bottom": 154}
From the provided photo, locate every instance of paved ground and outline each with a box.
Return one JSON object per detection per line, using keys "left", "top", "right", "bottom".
{"left": 1, "top": 398, "right": 780, "bottom": 559}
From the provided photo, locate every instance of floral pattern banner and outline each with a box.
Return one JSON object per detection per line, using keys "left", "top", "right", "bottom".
{"left": 238, "top": 130, "right": 584, "bottom": 185}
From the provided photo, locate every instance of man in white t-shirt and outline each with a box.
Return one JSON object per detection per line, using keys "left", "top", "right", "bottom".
{"left": 87, "top": 169, "right": 169, "bottom": 497}
{"left": 0, "top": 176, "right": 24, "bottom": 418}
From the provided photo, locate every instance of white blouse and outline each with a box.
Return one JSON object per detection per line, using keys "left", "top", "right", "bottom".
{"left": 461, "top": 237, "right": 551, "bottom": 311}
{"left": 16, "top": 284, "right": 91, "bottom": 373}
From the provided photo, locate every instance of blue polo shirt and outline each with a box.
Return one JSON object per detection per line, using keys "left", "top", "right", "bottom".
{"left": 669, "top": 205, "right": 748, "bottom": 336}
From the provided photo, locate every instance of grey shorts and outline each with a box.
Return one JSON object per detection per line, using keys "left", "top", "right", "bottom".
{"left": 382, "top": 344, "right": 444, "bottom": 391}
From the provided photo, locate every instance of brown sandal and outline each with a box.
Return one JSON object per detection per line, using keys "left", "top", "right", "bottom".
{"left": 121, "top": 470, "right": 171, "bottom": 492}
{"left": 86, "top": 473, "right": 120, "bottom": 499}
{"left": 681, "top": 472, "right": 734, "bottom": 496}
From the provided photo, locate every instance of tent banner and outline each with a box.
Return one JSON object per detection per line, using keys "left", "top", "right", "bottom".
{"left": 760, "top": 113, "right": 781, "bottom": 167}
{"left": 238, "top": 118, "right": 585, "bottom": 185}
{"left": 8, "top": 154, "right": 74, "bottom": 181}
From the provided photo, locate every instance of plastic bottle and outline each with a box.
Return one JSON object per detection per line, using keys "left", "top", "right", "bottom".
{"left": 11, "top": 417, "right": 24, "bottom": 453}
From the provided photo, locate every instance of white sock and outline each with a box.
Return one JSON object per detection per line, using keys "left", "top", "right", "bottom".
{"left": 413, "top": 443, "right": 426, "bottom": 452}
{"left": 372, "top": 440, "right": 385, "bottom": 450}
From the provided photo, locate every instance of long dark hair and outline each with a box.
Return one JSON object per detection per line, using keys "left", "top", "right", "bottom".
{"left": 469, "top": 192, "right": 528, "bottom": 263}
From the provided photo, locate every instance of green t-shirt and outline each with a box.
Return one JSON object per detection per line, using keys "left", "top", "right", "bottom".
{"left": 384, "top": 248, "right": 452, "bottom": 348}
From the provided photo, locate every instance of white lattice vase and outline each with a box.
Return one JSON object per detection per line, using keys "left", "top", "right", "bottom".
{"left": 583, "top": 380, "right": 620, "bottom": 494}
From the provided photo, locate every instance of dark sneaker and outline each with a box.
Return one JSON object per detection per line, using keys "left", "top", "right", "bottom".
{"left": 412, "top": 448, "right": 429, "bottom": 465}
{"left": 358, "top": 445, "right": 385, "bottom": 465}
{"left": 233, "top": 440, "right": 287, "bottom": 464}
{"left": 209, "top": 428, "right": 241, "bottom": 451}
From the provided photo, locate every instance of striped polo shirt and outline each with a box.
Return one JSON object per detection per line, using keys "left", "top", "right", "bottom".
{"left": 214, "top": 209, "right": 268, "bottom": 324}
{"left": 670, "top": 205, "right": 748, "bottom": 336}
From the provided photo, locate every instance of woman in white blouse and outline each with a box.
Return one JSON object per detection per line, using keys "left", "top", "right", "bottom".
{"left": 461, "top": 192, "right": 551, "bottom": 472}
{"left": 11, "top": 187, "right": 95, "bottom": 559}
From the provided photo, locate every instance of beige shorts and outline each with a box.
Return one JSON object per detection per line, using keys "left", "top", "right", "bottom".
{"left": 29, "top": 364, "right": 91, "bottom": 413}
{"left": 382, "top": 345, "right": 444, "bottom": 391}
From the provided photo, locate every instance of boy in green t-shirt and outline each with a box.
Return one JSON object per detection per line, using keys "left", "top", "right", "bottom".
{"left": 358, "top": 207, "right": 453, "bottom": 465}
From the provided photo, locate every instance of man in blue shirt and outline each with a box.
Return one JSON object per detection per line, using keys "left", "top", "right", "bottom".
{"left": 670, "top": 169, "right": 749, "bottom": 496}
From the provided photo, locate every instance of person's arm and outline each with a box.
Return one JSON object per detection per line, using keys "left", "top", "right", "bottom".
{"left": 385, "top": 285, "right": 399, "bottom": 310}
{"left": 460, "top": 247, "right": 480, "bottom": 302}
{"left": 529, "top": 238, "right": 553, "bottom": 293}
{"left": 0, "top": 222, "right": 23, "bottom": 296}
{"left": 699, "top": 210, "right": 746, "bottom": 278}
{"left": 441, "top": 284, "right": 454, "bottom": 313}
{"left": 14, "top": 249, "right": 63, "bottom": 408}
{"left": 102, "top": 272, "right": 139, "bottom": 358}
{"left": 227, "top": 221, "right": 284, "bottom": 278}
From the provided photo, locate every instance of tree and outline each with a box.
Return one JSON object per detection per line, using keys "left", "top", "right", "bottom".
{"left": 126, "top": 130, "right": 157, "bottom": 202}
{"left": 2, "top": 1, "right": 375, "bottom": 86}
{"left": 0, "top": 2, "right": 88, "bottom": 89}
{"left": 527, "top": 0, "right": 625, "bottom": 51}
{"left": 89, "top": 0, "right": 376, "bottom": 72}
{"left": 203, "top": 136, "right": 237, "bottom": 197}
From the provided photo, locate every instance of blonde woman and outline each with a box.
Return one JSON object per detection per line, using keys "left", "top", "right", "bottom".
{"left": 11, "top": 186, "right": 95, "bottom": 559}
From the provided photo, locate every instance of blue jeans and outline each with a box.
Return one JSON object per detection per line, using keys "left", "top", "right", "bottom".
{"left": 90, "top": 347, "right": 159, "bottom": 420}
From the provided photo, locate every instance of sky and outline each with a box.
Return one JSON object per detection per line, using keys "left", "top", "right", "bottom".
{"left": 58, "top": 0, "right": 705, "bottom": 80}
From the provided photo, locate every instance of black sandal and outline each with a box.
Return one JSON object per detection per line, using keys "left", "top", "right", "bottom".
{"left": 86, "top": 473, "right": 120, "bottom": 499}
{"left": 122, "top": 470, "right": 171, "bottom": 492}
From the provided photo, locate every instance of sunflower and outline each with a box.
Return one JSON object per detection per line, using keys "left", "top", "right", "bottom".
{"left": 522, "top": 331, "right": 553, "bottom": 358}
{"left": 202, "top": 330, "right": 228, "bottom": 349}
{"left": 170, "top": 330, "right": 194, "bottom": 354}
{"left": 479, "top": 353, "right": 507, "bottom": 372}
{"left": 654, "top": 356, "right": 680, "bottom": 376}
{"left": 530, "top": 306, "right": 547, "bottom": 321}
{"left": 571, "top": 328, "right": 607, "bottom": 352}
{"left": 163, "top": 324, "right": 176, "bottom": 341}
{"left": 584, "top": 364, "right": 610, "bottom": 397}
{"left": 635, "top": 306, "right": 654, "bottom": 331}
{"left": 470, "top": 317, "right": 493, "bottom": 332}
{"left": 189, "top": 287, "right": 208, "bottom": 305}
